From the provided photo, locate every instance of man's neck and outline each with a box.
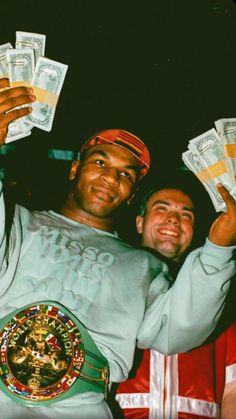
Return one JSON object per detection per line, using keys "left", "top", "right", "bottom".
{"left": 141, "top": 247, "right": 184, "bottom": 280}
{"left": 60, "top": 204, "right": 115, "bottom": 232}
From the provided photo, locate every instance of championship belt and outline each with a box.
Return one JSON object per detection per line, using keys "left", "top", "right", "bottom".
{"left": 0, "top": 302, "right": 109, "bottom": 406}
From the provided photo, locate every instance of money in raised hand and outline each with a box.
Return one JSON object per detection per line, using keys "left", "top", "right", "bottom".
{"left": 16, "top": 31, "right": 46, "bottom": 63}
{"left": 215, "top": 118, "right": 236, "bottom": 182}
{"left": 5, "top": 48, "right": 34, "bottom": 141}
{"left": 182, "top": 128, "right": 236, "bottom": 211}
{"left": 0, "top": 78, "right": 35, "bottom": 146}
{"left": 0, "top": 43, "right": 13, "bottom": 78}
{"left": 5, "top": 119, "right": 31, "bottom": 144}
{"left": 26, "top": 57, "right": 68, "bottom": 132}
{"left": 6, "top": 48, "right": 34, "bottom": 87}
{"left": 182, "top": 148, "right": 225, "bottom": 211}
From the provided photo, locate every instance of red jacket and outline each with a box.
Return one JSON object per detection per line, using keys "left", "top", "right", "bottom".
{"left": 116, "top": 323, "right": 236, "bottom": 418}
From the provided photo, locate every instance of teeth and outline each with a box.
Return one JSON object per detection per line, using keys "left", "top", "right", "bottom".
{"left": 160, "top": 229, "right": 178, "bottom": 237}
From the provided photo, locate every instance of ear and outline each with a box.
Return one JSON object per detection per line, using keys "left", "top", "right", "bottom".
{"left": 136, "top": 215, "right": 144, "bottom": 234}
{"left": 69, "top": 160, "right": 80, "bottom": 180}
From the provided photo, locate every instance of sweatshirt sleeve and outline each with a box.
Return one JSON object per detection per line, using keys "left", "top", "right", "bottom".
{"left": 137, "top": 239, "right": 236, "bottom": 354}
{"left": 0, "top": 180, "right": 23, "bottom": 297}
{"left": 0, "top": 181, "right": 7, "bottom": 271}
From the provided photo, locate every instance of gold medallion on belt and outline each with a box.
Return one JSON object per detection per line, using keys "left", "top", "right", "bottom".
{"left": 0, "top": 303, "right": 85, "bottom": 402}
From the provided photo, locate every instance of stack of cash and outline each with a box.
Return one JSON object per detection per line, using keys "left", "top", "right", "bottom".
{"left": 0, "top": 31, "right": 68, "bottom": 143}
{"left": 182, "top": 120, "right": 236, "bottom": 211}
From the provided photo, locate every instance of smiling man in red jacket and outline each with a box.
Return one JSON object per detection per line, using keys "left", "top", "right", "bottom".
{"left": 115, "top": 186, "right": 236, "bottom": 419}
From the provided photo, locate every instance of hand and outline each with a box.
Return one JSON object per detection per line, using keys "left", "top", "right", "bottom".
{"left": 0, "top": 78, "right": 36, "bottom": 145}
{"left": 209, "top": 183, "right": 236, "bottom": 246}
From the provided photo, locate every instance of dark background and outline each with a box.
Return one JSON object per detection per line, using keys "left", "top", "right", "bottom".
{"left": 1, "top": 0, "right": 236, "bottom": 241}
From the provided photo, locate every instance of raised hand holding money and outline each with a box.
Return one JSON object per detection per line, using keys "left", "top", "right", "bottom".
{"left": 182, "top": 128, "right": 236, "bottom": 212}
{"left": 209, "top": 183, "right": 236, "bottom": 246}
{"left": 0, "top": 31, "right": 68, "bottom": 141}
{"left": 0, "top": 78, "right": 35, "bottom": 145}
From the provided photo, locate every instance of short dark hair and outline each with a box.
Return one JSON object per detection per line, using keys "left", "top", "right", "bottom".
{"left": 136, "top": 171, "right": 216, "bottom": 249}
{"left": 139, "top": 188, "right": 158, "bottom": 216}
{"left": 138, "top": 186, "right": 195, "bottom": 217}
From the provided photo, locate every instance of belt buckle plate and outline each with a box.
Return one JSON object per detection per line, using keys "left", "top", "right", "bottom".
{"left": 0, "top": 303, "right": 85, "bottom": 403}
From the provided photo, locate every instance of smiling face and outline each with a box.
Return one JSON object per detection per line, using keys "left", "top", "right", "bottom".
{"left": 136, "top": 189, "right": 194, "bottom": 261}
{"left": 62, "top": 144, "right": 140, "bottom": 230}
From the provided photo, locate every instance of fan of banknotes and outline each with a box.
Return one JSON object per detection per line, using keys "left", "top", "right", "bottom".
{"left": 0, "top": 31, "right": 68, "bottom": 143}
{"left": 182, "top": 119, "right": 236, "bottom": 212}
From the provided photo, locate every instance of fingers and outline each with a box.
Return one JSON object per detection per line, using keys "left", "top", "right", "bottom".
{"left": 0, "top": 80, "right": 36, "bottom": 145}
{"left": 0, "top": 83, "right": 35, "bottom": 113}
{"left": 0, "top": 78, "right": 10, "bottom": 89}
{"left": 0, "top": 82, "right": 35, "bottom": 129}
{"left": 0, "top": 85, "right": 34, "bottom": 102}
{"left": 217, "top": 183, "right": 236, "bottom": 211}
{"left": 0, "top": 93, "right": 35, "bottom": 114}
{"left": 0, "top": 78, "right": 35, "bottom": 113}
{"left": 0, "top": 107, "right": 33, "bottom": 128}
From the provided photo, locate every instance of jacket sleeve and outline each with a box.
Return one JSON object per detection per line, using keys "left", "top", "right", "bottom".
{"left": 137, "top": 239, "right": 236, "bottom": 354}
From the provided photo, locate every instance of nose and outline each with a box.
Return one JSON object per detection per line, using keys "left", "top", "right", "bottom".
{"left": 101, "top": 167, "right": 119, "bottom": 186}
{"left": 166, "top": 212, "right": 180, "bottom": 224}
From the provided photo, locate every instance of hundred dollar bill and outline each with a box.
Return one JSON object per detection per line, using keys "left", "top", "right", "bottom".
{"left": 0, "top": 43, "right": 13, "bottom": 78}
{"left": 6, "top": 48, "right": 34, "bottom": 85}
{"left": 6, "top": 120, "right": 31, "bottom": 144}
{"left": 215, "top": 118, "right": 236, "bottom": 182}
{"left": 182, "top": 149, "right": 225, "bottom": 211}
{"left": 26, "top": 57, "right": 68, "bottom": 132}
{"left": 16, "top": 31, "right": 46, "bottom": 64}
{"left": 189, "top": 128, "right": 235, "bottom": 189}
{"left": 6, "top": 48, "right": 34, "bottom": 134}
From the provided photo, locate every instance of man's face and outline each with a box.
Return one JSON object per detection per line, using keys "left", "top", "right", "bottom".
{"left": 69, "top": 144, "right": 139, "bottom": 219}
{"left": 136, "top": 189, "right": 194, "bottom": 261}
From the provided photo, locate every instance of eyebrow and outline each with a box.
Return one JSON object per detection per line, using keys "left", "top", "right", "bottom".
{"left": 87, "top": 149, "right": 109, "bottom": 159}
{"left": 152, "top": 199, "right": 194, "bottom": 213}
{"left": 87, "top": 149, "right": 140, "bottom": 175}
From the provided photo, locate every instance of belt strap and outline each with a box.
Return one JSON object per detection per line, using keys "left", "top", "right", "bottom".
{"left": 0, "top": 301, "right": 109, "bottom": 406}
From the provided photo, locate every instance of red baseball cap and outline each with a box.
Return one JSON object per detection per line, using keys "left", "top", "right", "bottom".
{"left": 80, "top": 129, "right": 150, "bottom": 178}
